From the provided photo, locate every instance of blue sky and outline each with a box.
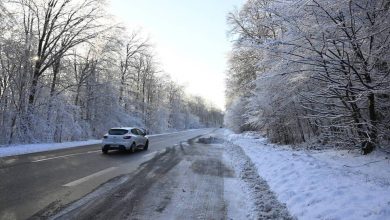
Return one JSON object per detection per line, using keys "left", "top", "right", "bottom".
{"left": 109, "top": 0, "right": 244, "bottom": 110}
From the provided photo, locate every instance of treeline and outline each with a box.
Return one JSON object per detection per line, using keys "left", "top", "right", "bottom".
{"left": 225, "top": 0, "right": 390, "bottom": 154}
{"left": 0, "top": 0, "right": 223, "bottom": 145}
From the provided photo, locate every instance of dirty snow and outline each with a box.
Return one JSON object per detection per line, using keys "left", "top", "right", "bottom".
{"left": 224, "top": 177, "right": 254, "bottom": 219}
{"left": 225, "top": 130, "right": 390, "bottom": 220}
{"left": 222, "top": 138, "right": 293, "bottom": 220}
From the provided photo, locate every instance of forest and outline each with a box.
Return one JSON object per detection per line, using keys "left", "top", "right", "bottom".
{"left": 225, "top": 0, "right": 390, "bottom": 154}
{"left": 0, "top": 0, "right": 223, "bottom": 145}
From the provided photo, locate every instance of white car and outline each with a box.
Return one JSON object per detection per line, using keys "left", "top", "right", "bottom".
{"left": 102, "top": 127, "right": 149, "bottom": 154}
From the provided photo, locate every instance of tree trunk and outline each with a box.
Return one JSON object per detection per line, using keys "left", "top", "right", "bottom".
{"left": 119, "top": 72, "right": 125, "bottom": 104}
{"left": 28, "top": 61, "right": 42, "bottom": 110}
{"left": 50, "top": 59, "right": 60, "bottom": 97}
{"left": 362, "top": 93, "right": 377, "bottom": 154}
{"left": 47, "top": 59, "right": 61, "bottom": 126}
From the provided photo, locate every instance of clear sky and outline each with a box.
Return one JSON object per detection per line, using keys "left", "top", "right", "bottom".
{"left": 108, "top": 0, "right": 244, "bottom": 110}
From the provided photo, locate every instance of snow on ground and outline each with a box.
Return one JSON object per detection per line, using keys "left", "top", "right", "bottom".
{"left": 224, "top": 177, "right": 254, "bottom": 219}
{"left": 222, "top": 138, "right": 293, "bottom": 219}
{"left": 224, "top": 130, "right": 390, "bottom": 220}
{"left": 0, "top": 140, "right": 102, "bottom": 158}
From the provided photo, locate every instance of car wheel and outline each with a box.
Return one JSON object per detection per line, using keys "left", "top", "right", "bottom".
{"left": 130, "top": 142, "right": 136, "bottom": 153}
{"left": 143, "top": 140, "right": 149, "bottom": 151}
{"left": 102, "top": 148, "right": 108, "bottom": 154}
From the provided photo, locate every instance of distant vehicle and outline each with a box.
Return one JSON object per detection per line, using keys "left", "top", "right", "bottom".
{"left": 102, "top": 127, "right": 149, "bottom": 154}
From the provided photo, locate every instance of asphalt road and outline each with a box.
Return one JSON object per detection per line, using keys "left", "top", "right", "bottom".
{"left": 0, "top": 128, "right": 214, "bottom": 220}
{"left": 31, "top": 129, "right": 292, "bottom": 220}
{"left": 46, "top": 134, "right": 231, "bottom": 220}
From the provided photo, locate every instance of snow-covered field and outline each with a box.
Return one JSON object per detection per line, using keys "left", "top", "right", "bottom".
{"left": 224, "top": 130, "right": 390, "bottom": 220}
{"left": 0, "top": 140, "right": 102, "bottom": 158}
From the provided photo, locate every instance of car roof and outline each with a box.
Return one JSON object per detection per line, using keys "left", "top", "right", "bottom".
{"left": 109, "top": 127, "right": 137, "bottom": 130}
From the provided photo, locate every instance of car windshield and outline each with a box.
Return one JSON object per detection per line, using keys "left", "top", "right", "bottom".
{"left": 108, "top": 129, "right": 128, "bottom": 135}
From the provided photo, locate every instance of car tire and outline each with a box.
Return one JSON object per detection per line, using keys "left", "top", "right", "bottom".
{"left": 130, "top": 142, "right": 136, "bottom": 153}
{"left": 102, "top": 148, "right": 108, "bottom": 154}
{"left": 143, "top": 140, "right": 149, "bottom": 151}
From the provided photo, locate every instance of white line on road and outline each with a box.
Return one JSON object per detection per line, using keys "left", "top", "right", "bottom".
{"left": 63, "top": 167, "right": 118, "bottom": 187}
{"left": 31, "top": 150, "right": 101, "bottom": 163}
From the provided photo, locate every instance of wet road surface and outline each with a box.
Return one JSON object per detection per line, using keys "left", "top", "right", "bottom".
{"left": 0, "top": 129, "right": 214, "bottom": 220}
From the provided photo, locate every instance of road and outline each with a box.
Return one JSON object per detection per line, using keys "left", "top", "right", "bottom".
{"left": 44, "top": 134, "right": 231, "bottom": 219}
{"left": 0, "top": 128, "right": 214, "bottom": 220}
{"left": 26, "top": 129, "right": 292, "bottom": 220}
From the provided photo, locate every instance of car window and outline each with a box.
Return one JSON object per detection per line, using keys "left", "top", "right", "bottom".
{"left": 130, "top": 129, "right": 139, "bottom": 135}
{"left": 108, "top": 129, "right": 128, "bottom": 135}
{"left": 137, "top": 129, "right": 145, "bottom": 136}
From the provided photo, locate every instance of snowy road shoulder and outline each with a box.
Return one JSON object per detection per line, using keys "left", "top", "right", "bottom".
{"left": 0, "top": 140, "right": 102, "bottom": 158}
{"left": 224, "top": 131, "right": 390, "bottom": 220}
{"left": 222, "top": 139, "right": 293, "bottom": 219}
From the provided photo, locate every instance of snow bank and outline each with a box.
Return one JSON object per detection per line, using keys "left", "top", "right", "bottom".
{"left": 226, "top": 132, "right": 390, "bottom": 220}
{"left": 0, "top": 140, "right": 102, "bottom": 158}
{"left": 222, "top": 138, "right": 293, "bottom": 219}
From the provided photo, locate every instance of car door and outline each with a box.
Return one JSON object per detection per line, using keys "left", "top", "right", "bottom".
{"left": 136, "top": 128, "right": 147, "bottom": 146}
{"left": 130, "top": 129, "right": 141, "bottom": 146}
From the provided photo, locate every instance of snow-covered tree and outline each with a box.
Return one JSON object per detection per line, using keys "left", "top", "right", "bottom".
{"left": 225, "top": 0, "right": 390, "bottom": 153}
{"left": 0, "top": 0, "right": 224, "bottom": 145}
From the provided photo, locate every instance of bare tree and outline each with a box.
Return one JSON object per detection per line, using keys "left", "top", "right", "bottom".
{"left": 117, "top": 31, "right": 149, "bottom": 105}
{"left": 17, "top": 0, "right": 107, "bottom": 109}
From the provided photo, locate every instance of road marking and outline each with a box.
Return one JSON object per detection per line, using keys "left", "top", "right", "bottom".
{"left": 31, "top": 150, "right": 100, "bottom": 163}
{"left": 63, "top": 167, "right": 118, "bottom": 187}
